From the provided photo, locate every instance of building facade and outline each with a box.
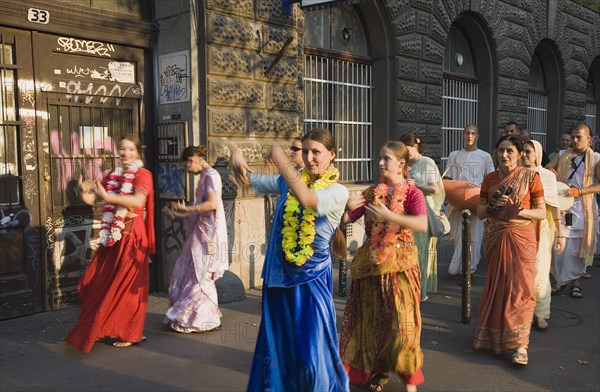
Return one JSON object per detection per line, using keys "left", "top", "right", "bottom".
{"left": 1, "top": 0, "right": 599, "bottom": 318}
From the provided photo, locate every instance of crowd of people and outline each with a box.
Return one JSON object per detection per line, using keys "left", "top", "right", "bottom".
{"left": 64, "top": 123, "right": 599, "bottom": 391}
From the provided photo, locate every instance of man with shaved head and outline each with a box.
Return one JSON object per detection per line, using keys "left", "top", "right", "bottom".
{"left": 548, "top": 123, "right": 600, "bottom": 299}
{"left": 445, "top": 124, "right": 494, "bottom": 275}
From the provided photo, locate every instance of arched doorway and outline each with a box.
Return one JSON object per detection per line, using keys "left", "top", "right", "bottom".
{"left": 441, "top": 12, "right": 497, "bottom": 168}
{"left": 302, "top": 1, "right": 394, "bottom": 182}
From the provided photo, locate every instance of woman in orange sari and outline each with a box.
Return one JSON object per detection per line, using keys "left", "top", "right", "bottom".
{"left": 473, "top": 135, "right": 545, "bottom": 365}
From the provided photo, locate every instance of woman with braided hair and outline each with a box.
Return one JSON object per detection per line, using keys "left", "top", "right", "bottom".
{"left": 162, "top": 145, "right": 229, "bottom": 333}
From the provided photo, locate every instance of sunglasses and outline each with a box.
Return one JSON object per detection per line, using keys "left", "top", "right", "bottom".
{"left": 290, "top": 146, "right": 302, "bottom": 152}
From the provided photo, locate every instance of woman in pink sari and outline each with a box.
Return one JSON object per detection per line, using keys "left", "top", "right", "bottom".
{"left": 162, "top": 145, "right": 228, "bottom": 333}
{"left": 473, "top": 135, "right": 546, "bottom": 365}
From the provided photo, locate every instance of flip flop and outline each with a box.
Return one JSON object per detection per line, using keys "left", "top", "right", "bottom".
{"left": 512, "top": 348, "right": 528, "bottom": 365}
{"left": 112, "top": 336, "right": 146, "bottom": 347}
{"left": 581, "top": 272, "right": 591, "bottom": 279}
{"left": 570, "top": 285, "right": 583, "bottom": 299}
{"left": 369, "top": 373, "right": 389, "bottom": 392}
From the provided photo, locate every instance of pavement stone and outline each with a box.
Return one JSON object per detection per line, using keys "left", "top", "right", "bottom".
{"left": 1, "top": 238, "right": 599, "bottom": 392}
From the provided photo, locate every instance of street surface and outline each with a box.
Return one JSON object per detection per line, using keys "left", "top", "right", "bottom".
{"left": 1, "top": 240, "right": 599, "bottom": 392}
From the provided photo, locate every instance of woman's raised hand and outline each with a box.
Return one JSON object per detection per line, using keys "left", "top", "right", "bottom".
{"left": 365, "top": 198, "right": 391, "bottom": 223}
{"left": 228, "top": 149, "right": 252, "bottom": 186}
{"left": 346, "top": 194, "right": 366, "bottom": 212}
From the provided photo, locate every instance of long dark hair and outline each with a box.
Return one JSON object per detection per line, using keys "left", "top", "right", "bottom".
{"left": 495, "top": 135, "right": 522, "bottom": 152}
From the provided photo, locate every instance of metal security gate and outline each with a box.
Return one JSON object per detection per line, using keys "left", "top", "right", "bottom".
{"left": 527, "top": 92, "right": 548, "bottom": 148}
{"left": 304, "top": 51, "right": 373, "bottom": 183}
{"left": 442, "top": 77, "right": 478, "bottom": 171}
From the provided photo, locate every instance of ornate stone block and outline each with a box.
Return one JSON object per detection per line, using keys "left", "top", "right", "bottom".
{"left": 206, "top": 13, "right": 259, "bottom": 50}
{"left": 514, "top": 58, "right": 530, "bottom": 80}
{"left": 498, "top": 58, "right": 514, "bottom": 77}
{"left": 208, "top": 78, "right": 266, "bottom": 108}
{"left": 512, "top": 79, "right": 529, "bottom": 97}
{"left": 423, "top": 145, "right": 442, "bottom": 164}
{"left": 498, "top": 76, "right": 512, "bottom": 94}
{"left": 396, "top": 122, "right": 426, "bottom": 140}
{"left": 248, "top": 110, "right": 299, "bottom": 138}
{"left": 255, "top": 56, "right": 300, "bottom": 84}
{"left": 427, "top": 125, "right": 442, "bottom": 144}
{"left": 430, "top": 17, "right": 447, "bottom": 45}
{"left": 392, "top": 9, "right": 416, "bottom": 35}
{"left": 566, "top": 74, "right": 587, "bottom": 92}
{"left": 398, "top": 80, "right": 426, "bottom": 102}
{"left": 416, "top": 104, "right": 441, "bottom": 124}
{"left": 413, "top": 0, "right": 433, "bottom": 12}
{"left": 433, "top": 0, "right": 452, "bottom": 30}
{"left": 256, "top": 0, "right": 295, "bottom": 27}
{"left": 419, "top": 61, "right": 442, "bottom": 84}
{"left": 397, "top": 102, "right": 416, "bottom": 121}
{"left": 208, "top": 108, "right": 247, "bottom": 136}
{"left": 565, "top": 91, "right": 586, "bottom": 107}
{"left": 397, "top": 57, "right": 419, "bottom": 80}
{"left": 499, "top": 94, "right": 519, "bottom": 112}
{"left": 211, "top": 140, "right": 270, "bottom": 165}
{"left": 268, "top": 84, "right": 299, "bottom": 111}
{"left": 416, "top": 12, "right": 429, "bottom": 34}
{"left": 426, "top": 84, "right": 442, "bottom": 105}
{"left": 396, "top": 36, "right": 423, "bottom": 59}
{"left": 262, "top": 27, "right": 298, "bottom": 56}
{"left": 423, "top": 37, "right": 444, "bottom": 63}
{"left": 565, "top": 104, "right": 584, "bottom": 120}
{"left": 387, "top": 0, "right": 411, "bottom": 20}
{"left": 205, "top": 0, "right": 253, "bottom": 17}
{"left": 207, "top": 46, "right": 254, "bottom": 78}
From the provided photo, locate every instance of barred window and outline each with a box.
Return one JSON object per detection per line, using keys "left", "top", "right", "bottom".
{"left": 0, "top": 43, "right": 20, "bottom": 206}
{"left": 304, "top": 50, "right": 373, "bottom": 183}
{"left": 48, "top": 101, "right": 137, "bottom": 209}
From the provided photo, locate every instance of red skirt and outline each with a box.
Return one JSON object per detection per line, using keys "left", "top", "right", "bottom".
{"left": 65, "top": 217, "right": 150, "bottom": 352}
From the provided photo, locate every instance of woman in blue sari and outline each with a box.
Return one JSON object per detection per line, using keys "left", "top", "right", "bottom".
{"left": 229, "top": 128, "right": 350, "bottom": 392}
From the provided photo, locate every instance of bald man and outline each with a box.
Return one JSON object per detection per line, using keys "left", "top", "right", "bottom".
{"left": 548, "top": 123, "right": 600, "bottom": 299}
{"left": 445, "top": 124, "right": 494, "bottom": 275}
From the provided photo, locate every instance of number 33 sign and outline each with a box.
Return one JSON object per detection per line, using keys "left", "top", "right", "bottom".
{"left": 27, "top": 8, "right": 50, "bottom": 25}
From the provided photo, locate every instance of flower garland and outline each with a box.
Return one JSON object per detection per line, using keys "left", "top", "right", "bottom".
{"left": 282, "top": 166, "right": 340, "bottom": 266}
{"left": 99, "top": 159, "right": 143, "bottom": 247}
{"left": 367, "top": 181, "right": 409, "bottom": 262}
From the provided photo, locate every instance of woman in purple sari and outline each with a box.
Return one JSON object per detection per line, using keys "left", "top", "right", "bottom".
{"left": 162, "top": 145, "right": 228, "bottom": 333}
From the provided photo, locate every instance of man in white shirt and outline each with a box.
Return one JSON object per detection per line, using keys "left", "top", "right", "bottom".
{"left": 547, "top": 123, "right": 600, "bottom": 298}
{"left": 445, "top": 124, "right": 495, "bottom": 275}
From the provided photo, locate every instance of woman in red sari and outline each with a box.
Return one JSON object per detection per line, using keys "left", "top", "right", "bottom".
{"left": 473, "top": 135, "right": 545, "bottom": 365}
{"left": 66, "top": 134, "right": 155, "bottom": 352}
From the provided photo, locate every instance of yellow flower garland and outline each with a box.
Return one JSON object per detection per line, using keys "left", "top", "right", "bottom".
{"left": 282, "top": 166, "right": 340, "bottom": 266}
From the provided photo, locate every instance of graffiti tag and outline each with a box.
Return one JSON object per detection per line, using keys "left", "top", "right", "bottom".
{"left": 57, "top": 37, "right": 115, "bottom": 57}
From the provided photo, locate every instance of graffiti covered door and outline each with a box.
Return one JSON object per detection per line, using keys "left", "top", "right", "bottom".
{"left": 0, "top": 28, "right": 44, "bottom": 319}
{"left": 44, "top": 97, "right": 139, "bottom": 309}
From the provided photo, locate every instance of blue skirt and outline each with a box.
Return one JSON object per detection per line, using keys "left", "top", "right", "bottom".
{"left": 247, "top": 267, "right": 349, "bottom": 392}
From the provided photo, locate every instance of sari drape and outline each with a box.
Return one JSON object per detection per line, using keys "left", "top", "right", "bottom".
{"left": 473, "top": 167, "right": 543, "bottom": 353}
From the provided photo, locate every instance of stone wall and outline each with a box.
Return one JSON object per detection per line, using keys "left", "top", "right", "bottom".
{"left": 203, "top": 0, "right": 305, "bottom": 289}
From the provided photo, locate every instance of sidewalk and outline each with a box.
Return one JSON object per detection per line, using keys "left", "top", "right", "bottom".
{"left": 1, "top": 239, "right": 599, "bottom": 391}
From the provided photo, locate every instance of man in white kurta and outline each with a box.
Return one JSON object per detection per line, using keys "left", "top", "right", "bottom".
{"left": 547, "top": 124, "right": 600, "bottom": 298}
{"left": 445, "top": 125, "right": 495, "bottom": 275}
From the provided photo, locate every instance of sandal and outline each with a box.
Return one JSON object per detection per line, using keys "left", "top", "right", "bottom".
{"left": 570, "top": 285, "right": 583, "bottom": 299}
{"left": 581, "top": 272, "right": 591, "bottom": 279}
{"left": 512, "top": 348, "right": 528, "bottom": 365}
{"left": 551, "top": 283, "right": 565, "bottom": 295}
{"left": 369, "top": 373, "right": 389, "bottom": 392}
{"left": 112, "top": 335, "right": 146, "bottom": 347}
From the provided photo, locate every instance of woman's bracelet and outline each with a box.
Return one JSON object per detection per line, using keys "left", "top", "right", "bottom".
{"left": 556, "top": 236, "right": 565, "bottom": 238}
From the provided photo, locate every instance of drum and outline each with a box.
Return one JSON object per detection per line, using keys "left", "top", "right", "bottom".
{"left": 443, "top": 179, "right": 480, "bottom": 213}
{"left": 556, "top": 182, "right": 574, "bottom": 211}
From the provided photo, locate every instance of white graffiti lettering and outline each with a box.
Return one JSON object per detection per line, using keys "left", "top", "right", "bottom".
{"left": 57, "top": 37, "right": 114, "bottom": 57}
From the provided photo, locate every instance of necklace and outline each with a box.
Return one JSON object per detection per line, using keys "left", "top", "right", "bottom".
{"left": 281, "top": 166, "right": 339, "bottom": 266}
{"left": 99, "top": 159, "right": 143, "bottom": 247}
{"left": 367, "top": 181, "right": 409, "bottom": 262}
